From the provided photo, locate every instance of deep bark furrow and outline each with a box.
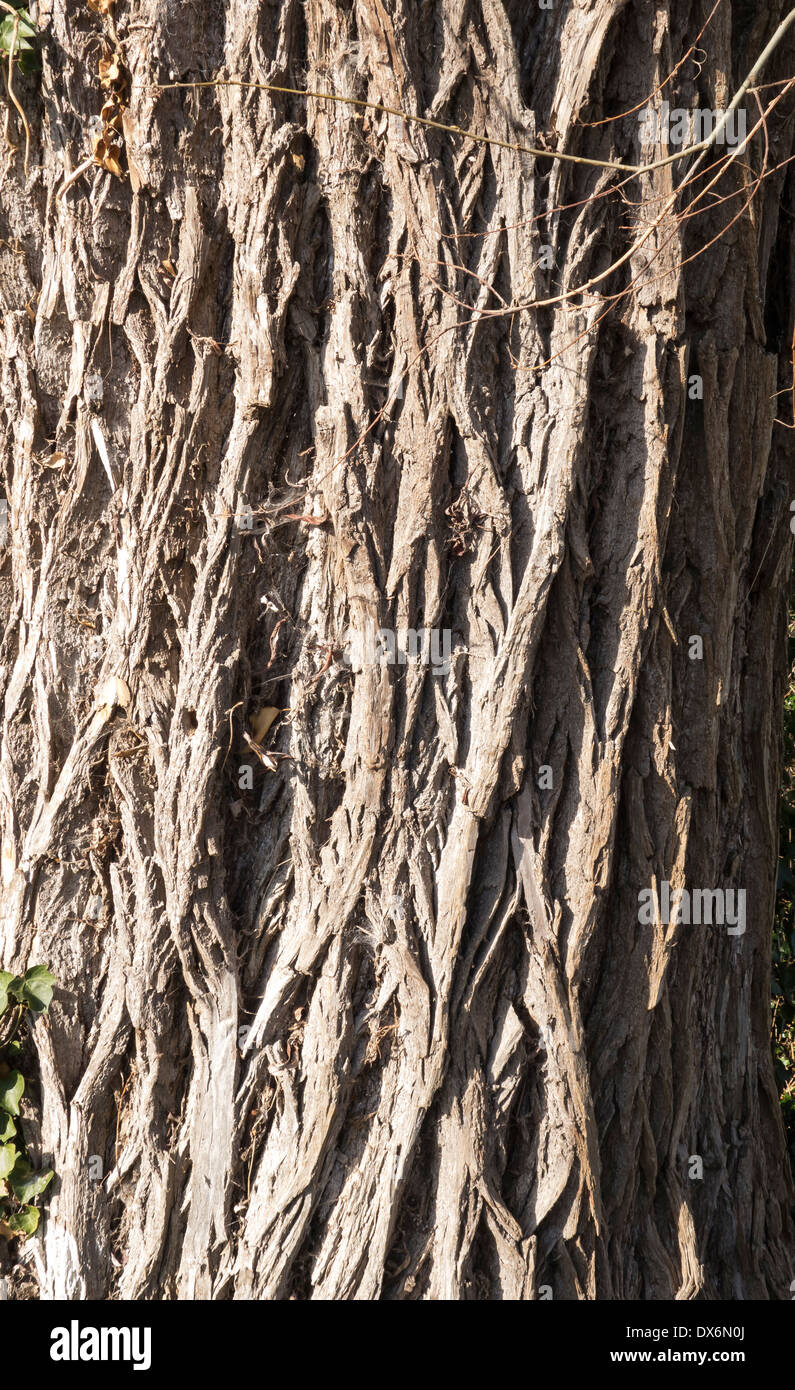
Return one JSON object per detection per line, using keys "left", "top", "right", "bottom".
{"left": 0, "top": 0, "right": 792, "bottom": 1300}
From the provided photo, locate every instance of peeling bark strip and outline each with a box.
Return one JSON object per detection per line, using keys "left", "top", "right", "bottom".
{"left": 0, "top": 0, "right": 793, "bottom": 1300}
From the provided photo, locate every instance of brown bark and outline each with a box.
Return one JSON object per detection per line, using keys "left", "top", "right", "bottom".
{"left": 1, "top": 0, "right": 793, "bottom": 1299}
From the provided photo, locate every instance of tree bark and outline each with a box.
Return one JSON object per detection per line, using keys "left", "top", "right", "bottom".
{"left": 1, "top": 0, "right": 793, "bottom": 1299}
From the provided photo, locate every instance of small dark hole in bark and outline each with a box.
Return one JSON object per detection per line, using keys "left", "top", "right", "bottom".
{"left": 182, "top": 709, "right": 198, "bottom": 736}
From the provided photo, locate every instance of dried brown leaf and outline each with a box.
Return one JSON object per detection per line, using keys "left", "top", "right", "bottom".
{"left": 250, "top": 706, "right": 280, "bottom": 743}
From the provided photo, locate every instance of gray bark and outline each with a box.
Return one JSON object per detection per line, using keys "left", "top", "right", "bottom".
{"left": 1, "top": 0, "right": 793, "bottom": 1299}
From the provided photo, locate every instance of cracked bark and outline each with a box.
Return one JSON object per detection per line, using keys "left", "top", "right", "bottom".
{"left": 1, "top": 0, "right": 794, "bottom": 1299}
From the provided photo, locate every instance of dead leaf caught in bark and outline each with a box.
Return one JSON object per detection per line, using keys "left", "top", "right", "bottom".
{"left": 250, "top": 706, "right": 280, "bottom": 743}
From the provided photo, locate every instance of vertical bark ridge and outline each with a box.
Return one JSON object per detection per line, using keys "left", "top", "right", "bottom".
{"left": 0, "top": 0, "right": 792, "bottom": 1299}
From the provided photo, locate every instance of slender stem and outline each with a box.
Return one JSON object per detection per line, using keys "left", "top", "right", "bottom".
{"left": 154, "top": 7, "right": 795, "bottom": 181}
{"left": 0, "top": 1002, "right": 24, "bottom": 1051}
{"left": 0, "top": 1, "right": 30, "bottom": 179}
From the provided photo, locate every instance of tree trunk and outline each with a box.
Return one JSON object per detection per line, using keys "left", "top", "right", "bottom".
{"left": 1, "top": 0, "right": 793, "bottom": 1300}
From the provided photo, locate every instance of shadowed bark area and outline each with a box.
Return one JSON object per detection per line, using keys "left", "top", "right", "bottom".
{"left": 0, "top": 0, "right": 793, "bottom": 1299}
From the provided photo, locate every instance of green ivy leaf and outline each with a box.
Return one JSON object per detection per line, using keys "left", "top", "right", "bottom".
{"left": 0, "top": 10, "right": 35, "bottom": 40}
{"left": 0, "top": 972, "right": 13, "bottom": 1017}
{"left": 0, "top": 19, "right": 18, "bottom": 54}
{"left": 0, "top": 1070, "right": 23, "bottom": 1116}
{"left": 9, "top": 1158, "right": 53, "bottom": 1203}
{"left": 8, "top": 1204, "right": 39, "bottom": 1235}
{"left": 11, "top": 965, "right": 55, "bottom": 1014}
{"left": 0, "top": 1114, "right": 15, "bottom": 1143}
{"left": 0, "top": 1143, "right": 17, "bottom": 1181}
{"left": 16, "top": 47, "right": 40, "bottom": 75}
{"left": 0, "top": 10, "right": 39, "bottom": 71}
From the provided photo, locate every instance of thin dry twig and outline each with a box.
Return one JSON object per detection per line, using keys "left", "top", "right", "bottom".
{"left": 154, "top": 5, "right": 795, "bottom": 184}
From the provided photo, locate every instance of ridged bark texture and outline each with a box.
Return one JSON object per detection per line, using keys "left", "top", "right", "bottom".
{"left": 0, "top": 0, "right": 793, "bottom": 1299}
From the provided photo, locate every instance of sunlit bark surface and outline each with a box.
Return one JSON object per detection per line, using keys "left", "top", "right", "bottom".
{"left": 0, "top": 0, "right": 793, "bottom": 1299}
